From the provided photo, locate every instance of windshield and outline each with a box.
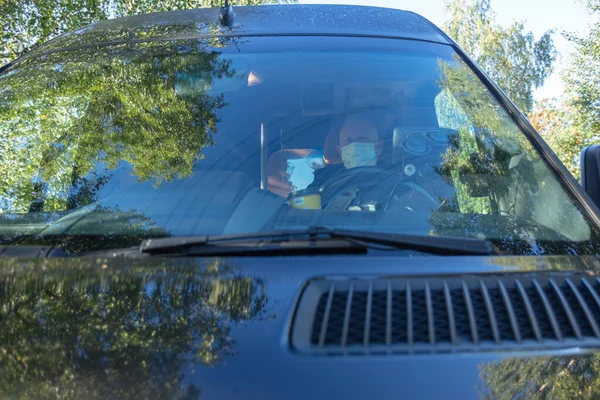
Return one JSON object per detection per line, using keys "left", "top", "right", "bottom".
{"left": 0, "top": 35, "right": 598, "bottom": 255}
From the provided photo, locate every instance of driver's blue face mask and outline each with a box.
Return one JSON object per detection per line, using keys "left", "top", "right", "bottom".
{"left": 341, "top": 142, "right": 377, "bottom": 169}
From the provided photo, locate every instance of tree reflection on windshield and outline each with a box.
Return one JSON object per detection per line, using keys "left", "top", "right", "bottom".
{"left": 434, "top": 56, "right": 539, "bottom": 215}
{"left": 428, "top": 57, "right": 598, "bottom": 254}
{"left": 0, "top": 258, "right": 268, "bottom": 398}
{"left": 0, "top": 38, "right": 234, "bottom": 214}
{"left": 1, "top": 35, "right": 599, "bottom": 255}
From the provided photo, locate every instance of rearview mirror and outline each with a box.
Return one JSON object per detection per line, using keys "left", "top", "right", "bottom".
{"left": 174, "top": 70, "right": 248, "bottom": 96}
{"left": 580, "top": 145, "right": 600, "bottom": 206}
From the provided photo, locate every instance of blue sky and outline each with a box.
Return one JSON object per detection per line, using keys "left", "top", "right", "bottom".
{"left": 299, "top": 0, "right": 593, "bottom": 102}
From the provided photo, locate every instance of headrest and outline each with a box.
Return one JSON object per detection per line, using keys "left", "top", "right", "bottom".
{"left": 323, "top": 128, "right": 342, "bottom": 165}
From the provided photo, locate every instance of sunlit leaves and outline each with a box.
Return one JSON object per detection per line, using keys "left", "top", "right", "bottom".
{"left": 529, "top": 98, "right": 593, "bottom": 180}
{"left": 444, "top": 0, "right": 556, "bottom": 113}
{"left": 518, "top": 2, "right": 600, "bottom": 182}
{"left": 429, "top": 56, "right": 595, "bottom": 250}
{"left": 563, "top": 2, "right": 600, "bottom": 137}
{"left": 0, "top": 0, "right": 296, "bottom": 65}
{"left": 0, "top": 40, "right": 233, "bottom": 213}
{"left": 436, "top": 56, "right": 537, "bottom": 199}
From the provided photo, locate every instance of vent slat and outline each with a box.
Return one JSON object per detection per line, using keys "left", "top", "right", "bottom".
{"left": 341, "top": 284, "right": 354, "bottom": 348}
{"left": 363, "top": 283, "right": 373, "bottom": 348}
{"left": 515, "top": 280, "right": 542, "bottom": 342}
{"left": 532, "top": 279, "right": 563, "bottom": 341}
{"left": 425, "top": 283, "right": 435, "bottom": 345}
{"left": 300, "top": 274, "right": 600, "bottom": 355}
{"left": 318, "top": 282, "right": 336, "bottom": 348}
{"left": 462, "top": 282, "right": 479, "bottom": 344}
{"left": 582, "top": 278, "right": 600, "bottom": 308}
{"left": 565, "top": 279, "right": 600, "bottom": 338}
{"left": 444, "top": 282, "right": 456, "bottom": 345}
{"left": 498, "top": 281, "right": 521, "bottom": 343}
{"left": 581, "top": 278, "right": 600, "bottom": 336}
{"left": 480, "top": 281, "right": 500, "bottom": 343}
{"left": 386, "top": 283, "right": 392, "bottom": 347}
{"left": 407, "top": 282, "right": 413, "bottom": 346}
{"left": 549, "top": 279, "right": 582, "bottom": 340}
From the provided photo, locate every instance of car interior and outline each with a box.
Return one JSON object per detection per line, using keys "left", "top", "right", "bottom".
{"left": 0, "top": 44, "right": 592, "bottom": 244}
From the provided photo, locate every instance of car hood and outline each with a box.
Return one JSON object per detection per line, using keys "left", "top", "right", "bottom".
{"left": 1, "top": 254, "right": 600, "bottom": 399}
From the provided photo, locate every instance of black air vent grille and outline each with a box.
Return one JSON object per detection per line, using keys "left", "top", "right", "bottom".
{"left": 290, "top": 274, "right": 600, "bottom": 354}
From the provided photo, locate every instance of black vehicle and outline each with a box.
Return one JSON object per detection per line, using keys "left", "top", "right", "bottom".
{"left": 1, "top": 4, "right": 600, "bottom": 399}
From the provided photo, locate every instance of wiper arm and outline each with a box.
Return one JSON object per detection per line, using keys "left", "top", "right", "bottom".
{"left": 0, "top": 245, "right": 69, "bottom": 258}
{"left": 139, "top": 227, "right": 499, "bottom": 256}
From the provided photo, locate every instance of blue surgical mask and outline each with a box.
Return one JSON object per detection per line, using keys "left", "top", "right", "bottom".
{"left": 341, "top": 142, "right": 377, "bottom": 169}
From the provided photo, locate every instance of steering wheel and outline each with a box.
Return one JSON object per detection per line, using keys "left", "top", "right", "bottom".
{"left": 319, "top": 166, "right": 438, "bottom": 211}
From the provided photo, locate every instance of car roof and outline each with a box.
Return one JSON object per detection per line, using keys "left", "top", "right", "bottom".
{"left": 20, "top": 4, "right": 450, "bottom": 60}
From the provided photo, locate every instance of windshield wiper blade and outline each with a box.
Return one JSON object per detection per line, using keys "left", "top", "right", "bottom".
{"left": 139, "top": 227, "right": 499, "bottom": 256}
{"left": 328, "top": 229, "right": 499, "bottom": 256}
{"left": 140, "top": 230, "right": 367, "bottom": 257}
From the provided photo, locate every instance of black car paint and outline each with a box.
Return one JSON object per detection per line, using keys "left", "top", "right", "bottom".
{"left": 0, "top": 255, "right": 598, "bottom": 398}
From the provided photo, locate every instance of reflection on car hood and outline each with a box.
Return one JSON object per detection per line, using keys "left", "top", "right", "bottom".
{"left": 1, "top": 254, "right": 600, "bottom": 399}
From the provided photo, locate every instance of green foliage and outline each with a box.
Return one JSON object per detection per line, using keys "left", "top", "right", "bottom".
{"left": 0, "top": 0, "right": 295, "bottom": 65}
{"left": 480, "top": 355, "right": 600, "bottom": 399}
{"left": 520, "top": 0, "right": 600, "bottom": 182}
{"left": 0, "top": 0, "right": 291, "bottom": 215}
{"left": 435, "top": 56, "right": 539, "bottom": 209}
{"left": 528, "top": 98, "right": 593, "bottom": 180}
{"left": 563, "top": 1, "right": 600, "bottom": 136}
{"left": 429, "top": 56, "right": 597, "bottom": 253}
{"left": 444, "top": 0, "right": 556, "bottom": 113}
{"left": 0, "top": 258, "right": 269, "bottom": 398}
{"left": 0, "top": 40, "right": 233, "bottom": 213}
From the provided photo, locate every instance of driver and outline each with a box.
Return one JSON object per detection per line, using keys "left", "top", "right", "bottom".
{"left": 310, "top": 116, "right": 383, "bottom": 189}
{"left": 338, "top": 116, "right": 383, "bottom": 169}
{"left": 306, "top": 116, "right": 395, "bottom": 210}
{"left": 308, "top": 115, "right": 438, "bottom": 211}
